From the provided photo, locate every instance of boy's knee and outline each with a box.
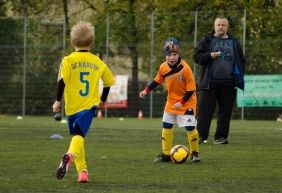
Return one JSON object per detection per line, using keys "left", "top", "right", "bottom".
{"left": 163, "top": 122, "right": 173, "bottom": 129}
{"left": 185, "top": 126, "right": 195, "bottom": 131}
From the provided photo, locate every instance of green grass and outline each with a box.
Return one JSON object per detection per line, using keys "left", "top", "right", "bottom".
{"left": 0, "top": 116, "right": 282, "bottom": 193}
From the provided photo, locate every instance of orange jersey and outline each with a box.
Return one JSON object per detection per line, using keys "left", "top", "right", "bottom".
{"left": 154, "top": 59, "right": 197, "bottom": 114}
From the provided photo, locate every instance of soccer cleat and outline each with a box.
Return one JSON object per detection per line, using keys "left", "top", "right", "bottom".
{"left": 214, "top": 137, "right": 228, "bottom": 144}
{"left": 191, "top": 151, "right": 201, "bottom": 162}
{"left": 153, "top": 153, "right": 171, "bottom": 163}
{"left": 77, "top": 171, "right": 89, "bottom": 183}
{"left": 56, "top": 153, "right": 73, "bottom": 179}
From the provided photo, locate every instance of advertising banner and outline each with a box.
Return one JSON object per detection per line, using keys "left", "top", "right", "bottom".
{"left": 100, "top": 75, "right": 128, "bottom": 108}
{"left": 237, "top": 75, "right": 282, "bottom": 107}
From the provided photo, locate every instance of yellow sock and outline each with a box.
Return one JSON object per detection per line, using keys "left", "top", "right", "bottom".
{"left": 67, "top": 135, "right": 87, "bottom": 173}
{"left": 187, "top": 129, "right": 199, "bottom": 153}
{"left": 162, "top": 128, "right": 173, "bottom": 156}
{"left": 68, "top": 135, "right": 84, "bottom": 157}
{"left": 74, "top": 143, "right": 87, "bottom": 174}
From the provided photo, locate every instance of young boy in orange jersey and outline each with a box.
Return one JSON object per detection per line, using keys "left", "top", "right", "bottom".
{"left": 52, "top": 21, "right": 115, "bottom": 182}
{"left": 139, "top": 37, "right": 200, "bottom": 162}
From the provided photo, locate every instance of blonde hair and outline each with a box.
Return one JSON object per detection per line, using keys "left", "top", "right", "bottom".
{"left": 71, "top": 21, "right": 95, "bottom": 48}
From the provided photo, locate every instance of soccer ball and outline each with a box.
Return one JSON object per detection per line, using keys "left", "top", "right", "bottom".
{"left": 170, "top": 145, "right": 189, "bottom": 164}
{"left": 54, "top": 113, "right": 62, "bottom": 121}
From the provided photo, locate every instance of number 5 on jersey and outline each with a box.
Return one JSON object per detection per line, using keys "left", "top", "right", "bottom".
{"left": 79, "top": 72, "right": 89, "bottom": 96}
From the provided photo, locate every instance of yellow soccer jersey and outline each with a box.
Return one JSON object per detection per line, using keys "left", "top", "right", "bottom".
{"left": 58, "top": 51, "right": 115, "bottom": 115}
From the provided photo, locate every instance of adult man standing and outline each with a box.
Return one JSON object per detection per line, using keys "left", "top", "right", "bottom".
{"left": 194, "top": 16, "right": 245, "bottom": 144}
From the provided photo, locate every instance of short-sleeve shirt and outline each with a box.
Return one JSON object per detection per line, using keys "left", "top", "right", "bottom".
{"left": 154, "top": 59, "right": 196, "bottom": 114}
{"left": 59, "top": 51, "right": 115, "bottom": 115}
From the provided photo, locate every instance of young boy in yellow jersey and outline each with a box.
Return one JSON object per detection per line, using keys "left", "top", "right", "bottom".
{"left": 52, "top": 21, "right": 115, "bottom": 182}
{"left": 139, "top": 37, "right": 200, "bottom": 162}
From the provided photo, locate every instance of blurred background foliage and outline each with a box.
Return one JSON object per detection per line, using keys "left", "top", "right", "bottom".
{"left": 0, "top": 0, "right": 281, "bottom": 117}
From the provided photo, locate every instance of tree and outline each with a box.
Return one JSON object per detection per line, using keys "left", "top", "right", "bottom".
{"left": 245, "top": 0, "right": 282, "bottom": 74}
{"left": 94, "top": 0, "right": 153, "bottom": 111}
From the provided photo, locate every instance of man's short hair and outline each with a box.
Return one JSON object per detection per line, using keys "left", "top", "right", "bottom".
{"left": 215, "top": 15, "right": 227, "bottom": 20}
{"left": 214, "top": 15, "right": 229, "bottom": 25}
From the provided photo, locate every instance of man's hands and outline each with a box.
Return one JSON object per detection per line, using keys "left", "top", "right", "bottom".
{"left": 210, "top": 51, "right": 221, "bottom": 59}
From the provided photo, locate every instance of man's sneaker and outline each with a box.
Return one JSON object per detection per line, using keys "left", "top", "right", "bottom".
{"left": 153, "top": 153, "right": 171, "bottom": 163}
{"left": 77, "top": 171, "right": 89, "bottom": 183}
{"left": 214, "top": 137, "right": 228, "bottom": 144}
{"left": 199, "top": 138, "right": 208, "bottom": 144}
{"left": 56, "top": 153, "right": 73, "bottom": 179}
{"left": 191, "top": 151, "right": 201, "bottom": 162}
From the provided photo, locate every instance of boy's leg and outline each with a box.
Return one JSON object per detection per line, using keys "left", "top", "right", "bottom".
{"left": 186, "top": 128, "right": 199, "bottom": 153}
{"left": 75, "top": 144, "right": 89, "bottom": 183}
{"left": 68, "top": 134, "right": 89, "bottom": 182}
{"left": 68, "top": 135, "right": 84, "bottom": 158}
{"left": 162, "top": 127, "right": 173, "bottom": 156}
{"left": 179, "top": 111, "right": 199, "bottom": 153}
{"left": 66, "top": 134, "right": 89, "bottom": 183}
{"left": 182, "top": 112, "right": 200, "bottom": 162}
{"left": 71, "top": 109, "right": 95, "bottom": 182}
{"left": 186, "top": 128, "right": 201, "bottom": 162}
{"left": 57, "top": 109, "right": 94, "bottom": 180}
{"left": 74, "top": 140, "right": 87, "bottom": 174}
{"left": 153, "top": 127, "right": 173, "bottom": 163}
{"left": 56, "top": 135, "right": 84, "bottom": 179}
{"left": 154, "top": 113, "right": 176, "bottom": 162}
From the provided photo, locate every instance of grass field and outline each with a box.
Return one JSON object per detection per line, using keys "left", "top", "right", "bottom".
{"left": 0, "top": 116, "right": 282, "bottom": 193}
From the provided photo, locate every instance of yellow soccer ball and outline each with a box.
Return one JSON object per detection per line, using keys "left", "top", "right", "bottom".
{"left": 170, "top": 145, "right": 189, "bottom": 164}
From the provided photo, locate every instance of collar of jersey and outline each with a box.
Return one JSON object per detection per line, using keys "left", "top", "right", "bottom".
{"left": 76, "top": 50, "right": 89, "bottom": 52}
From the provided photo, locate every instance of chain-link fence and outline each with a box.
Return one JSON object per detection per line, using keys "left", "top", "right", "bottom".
{"left": 0, "top": 9, "right": 281, "bottom": 119}
{"left": 0, "top": 17, "right": 65, "bottom": 116}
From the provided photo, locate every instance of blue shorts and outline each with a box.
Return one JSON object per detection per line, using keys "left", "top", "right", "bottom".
{"left": 67, "top": 106, "right": 97, "bottom": 136}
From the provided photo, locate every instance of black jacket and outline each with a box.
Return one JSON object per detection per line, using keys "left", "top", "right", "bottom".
{"left": 194, "top": 31, "right": 246, "bottom": 90}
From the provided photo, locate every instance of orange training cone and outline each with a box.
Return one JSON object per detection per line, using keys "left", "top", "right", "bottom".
{"left": 97, "top": 110, "right": 103, "bottom": 119}
{"left": 138, "top": 110, "right": 143, "bottom": 120}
